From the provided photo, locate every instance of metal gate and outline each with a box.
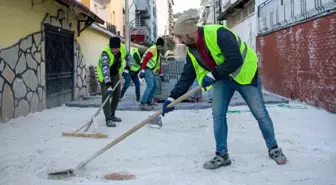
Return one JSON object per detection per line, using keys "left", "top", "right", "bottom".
{"left": 44, "top": 24, "right": 74, "bottom": 109}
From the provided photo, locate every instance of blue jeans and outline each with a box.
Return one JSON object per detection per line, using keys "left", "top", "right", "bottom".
{"left": 141, "top": 68, "right": 157, "bottom": 104}
{"left": 120, "top": 71, "right": 140, "bottom": 100}
{"left": 212, "top": 77, "right": 277, "bottom": 155}
{"left": 208, "top": 88, "right": 213, "bottom": 100}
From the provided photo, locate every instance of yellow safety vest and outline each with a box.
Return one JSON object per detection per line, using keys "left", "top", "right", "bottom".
{"left": 141, "top": 45, "right": 161, "bottom": 73}
{"left": 97, "top": 44, "right": 127, "bottom": 82}
{"left": 130, "top": 48, "right": 141, "bottom": 72}
{"left": 188, "top": 25, "right": 258, "bottom": 88}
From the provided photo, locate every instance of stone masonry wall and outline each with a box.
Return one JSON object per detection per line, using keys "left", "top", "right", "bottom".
{"left": 0, "top": 9, "right": 87, "bottom": 122}
{"left": 74, "top": 40, "right": 88, "bottom": 99}
{"left": 0, "top": 32, "right": 44, "bottom": 122}
{"left": 256, "top": 13, "right": 336, "bottom": 113}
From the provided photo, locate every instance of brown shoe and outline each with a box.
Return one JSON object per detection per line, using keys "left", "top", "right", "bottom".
{"left": 140, "top": 103, "right": 154, "bottom": 111}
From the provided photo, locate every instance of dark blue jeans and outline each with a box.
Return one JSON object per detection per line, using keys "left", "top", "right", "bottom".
{"left": 141, "top": 68, "right": 157, "bottom": 104}
{"left": 212, "top": 77, "right": 278, "bottom": 155}
{"left": 120, "top": 71, "right": 140, "bottom": 100}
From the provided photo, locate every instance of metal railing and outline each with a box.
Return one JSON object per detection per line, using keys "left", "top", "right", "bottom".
{"left": 258, "top": 0, "right": 336, "bottom": 35}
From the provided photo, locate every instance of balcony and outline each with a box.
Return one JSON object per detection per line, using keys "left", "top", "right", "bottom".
{"left": 93, "top": 0, "right": 111, "bottom": 6}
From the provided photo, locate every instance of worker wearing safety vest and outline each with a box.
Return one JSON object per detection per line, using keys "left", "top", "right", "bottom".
{"left": 97, "top": 37, "right": 132, "bottom": 127}
{"left": 120, "top": 47, "right": 144, "bottom": 101}
{"left": 139, "top": 37, "right": 165, "bottom": 111}
{"left": 161, "top": 14, "right": 287, "bottom": 169}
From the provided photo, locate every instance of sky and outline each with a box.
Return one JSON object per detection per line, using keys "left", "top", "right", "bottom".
{"left": 172, "top": 0, "right": 201, "bottom": 14}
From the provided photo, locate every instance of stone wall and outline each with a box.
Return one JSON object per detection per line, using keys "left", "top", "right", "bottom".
{"left": 0, "top": 9, "right": 88, "bottom": 122}
{"left": 74, "top": 40, "right": 88, "bottom": 99}
{"left": 0, "top": 32, "right": 45, "bottom": 122}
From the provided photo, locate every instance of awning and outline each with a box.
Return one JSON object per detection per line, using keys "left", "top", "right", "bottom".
{"left": 217, "top": 0, "right": 250, "bottom": 21}
{"left": 55, "top": 0, "right": 104, "bottom": 24}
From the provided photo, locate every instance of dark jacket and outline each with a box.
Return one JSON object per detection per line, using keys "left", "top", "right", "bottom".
{"left": 169, "top": 26, "right": 257, "bottom": 99}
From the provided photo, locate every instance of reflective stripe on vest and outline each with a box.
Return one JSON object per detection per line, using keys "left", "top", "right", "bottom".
{"left": 141, "top": 45, "right": 161, "bottom": 73}
{"left": 188, "top": 25, "right": 258, "bottom": 87}
{"left": 97, "top": 44, "right": 127, "bottom": 82}
{"left": 130, "top": 48, "right": 141, "bottom": 72}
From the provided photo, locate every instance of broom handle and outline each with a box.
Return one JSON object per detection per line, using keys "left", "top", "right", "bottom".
{"left": 76, "top": 85, "right": 203, "bottom": 169}
{"left": 82, "top": 79, "right": 122, "bottom": 132}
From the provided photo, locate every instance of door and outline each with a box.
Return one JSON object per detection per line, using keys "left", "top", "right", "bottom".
{"left": 44, "top": 23, "right": 74, "bottom": 109}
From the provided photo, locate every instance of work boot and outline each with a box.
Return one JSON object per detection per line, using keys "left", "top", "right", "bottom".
{"left": 111, "top": 115, "right": 122, "bottom": 122}
{"left": 203, "top": 152, "right": 231, "bottom": 170}
{"left": 140, "top": 103, "right": 154, "bottom": 111}
{"left": 269, "top": 146, "right": 287, "bottom": 165}
{"left": 106, "top": 120, "right": 116, "bottom": 127}
{"left": 148, "top": 100, "right": 158, "bottom": 106}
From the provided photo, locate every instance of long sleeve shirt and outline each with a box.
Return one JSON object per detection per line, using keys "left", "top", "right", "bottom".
{"left": 101, "top": 51, "right": 132, "bottom": 84}
{"left": 169, "top": 26, "right": 256, "bottom": 99}
{"left": 141, "top": 51, "right": 162, "bottom": 74}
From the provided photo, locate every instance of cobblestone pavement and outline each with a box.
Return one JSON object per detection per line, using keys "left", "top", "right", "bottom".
{"left": 66, "top": 80, "right": 289, "bottom": 111}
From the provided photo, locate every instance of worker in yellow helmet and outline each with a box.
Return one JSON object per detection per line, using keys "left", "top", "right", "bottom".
{"left": 161, "top": 14, "right": 287, "bottom": 169}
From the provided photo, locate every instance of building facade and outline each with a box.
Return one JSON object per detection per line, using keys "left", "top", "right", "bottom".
{"left": 133, "top": 0, "right": 157, "bottom": 45}
{"left": 156, "top": 0, "right": 174, "bottom": 36}
{"left": 255, "top": 0, "right": 336, "bottom": 112}
{"left": 0, "top": 0, "right": 104, "bottom": 122}
{"left": 199, "top": 0, "right": 222, "bottom": 25}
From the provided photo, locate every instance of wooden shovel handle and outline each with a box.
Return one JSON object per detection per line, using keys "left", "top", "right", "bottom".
{"left": 76, "top": 85, "right": 203, "bottom": 170}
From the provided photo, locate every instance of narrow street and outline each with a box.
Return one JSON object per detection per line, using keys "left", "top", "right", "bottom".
{"left": 0, "top": 101, "right": 335, "bottom": 185}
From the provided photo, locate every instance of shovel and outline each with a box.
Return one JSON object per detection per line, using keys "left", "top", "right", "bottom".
{"left": 47, "top": 85, "right": 202, "bottom": 176}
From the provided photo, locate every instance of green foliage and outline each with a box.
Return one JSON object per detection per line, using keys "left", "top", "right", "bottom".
{"left": 173, "top": 8, "right": 200, "bottom": 20}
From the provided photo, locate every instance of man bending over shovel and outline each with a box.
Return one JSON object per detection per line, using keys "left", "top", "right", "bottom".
{"left": 97, "top": 37, "right": 132, "bottom": 127}
{"left": 161, "top": 14, "right": 287, "bottom": 169}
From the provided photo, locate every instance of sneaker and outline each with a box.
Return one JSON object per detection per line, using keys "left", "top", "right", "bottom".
{"left": 269, "top": 147, "right": 287, "bottom": 165}
{"left": 203, "top": 152, "right": 231, "bottom": 170}
{"left": 140, "top": 103, "right": 154, "bottom": 111}
{"left": 111, "top": 115, "right": 122, "bottom": 122}
{"left": 106, "top": 120, "right": 116, "bottom": 127}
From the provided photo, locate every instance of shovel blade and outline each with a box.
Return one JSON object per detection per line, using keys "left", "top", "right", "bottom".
{"left": 148, "top": 116, "right": 162, "bottom": 129}
{"left": 47, "top": 168, "right": 74, "bottom": 176}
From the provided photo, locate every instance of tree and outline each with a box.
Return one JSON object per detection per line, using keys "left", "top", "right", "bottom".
{"left": 173, "top": 8, "right": 200, "bottom": 22}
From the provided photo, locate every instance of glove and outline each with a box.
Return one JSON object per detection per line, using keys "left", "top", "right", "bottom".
{"left": 106, "top": 86, "right": 113, "bottom": 95}
{"left": 160, "top": 74, "right": 164, "bottom": 81}
{"left": 139, "top": 69, "right": 145, "bottom": 79}
{"left": 162, "top": 97, "right": 175, "bottom": 116}
{"left": 122, "top": 69, "right": 129, "bottom": 77}
{"left": 202, "top": 72, "right": 216, "bottom": 91}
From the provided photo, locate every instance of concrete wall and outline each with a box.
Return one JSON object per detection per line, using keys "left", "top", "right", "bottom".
{"left": 231, "top": 14, "right": 257, "bottom": 50}
{"left": 0, "top": 0, "right": 88, "bottom": 122}
{"left": 90, "top": 0, "right": 111, "bottom": 23}
{"left": 76, "top": 27, "right": 109, "bottom": 67}
{"left": 156, "top": 0, "right": 168, "bottom": 36}
{"left": 110, "top": 0, "right": 124, "bottom": 36}
{"left": 257, "top": 0, "right": 336, "bottom": 34}
{"left": 256, "top": 13, "right": 336, "bottom": 112}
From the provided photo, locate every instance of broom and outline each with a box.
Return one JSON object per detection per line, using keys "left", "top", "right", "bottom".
{"left": 61, "top": 79, "right": 122, "bottom": 138}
